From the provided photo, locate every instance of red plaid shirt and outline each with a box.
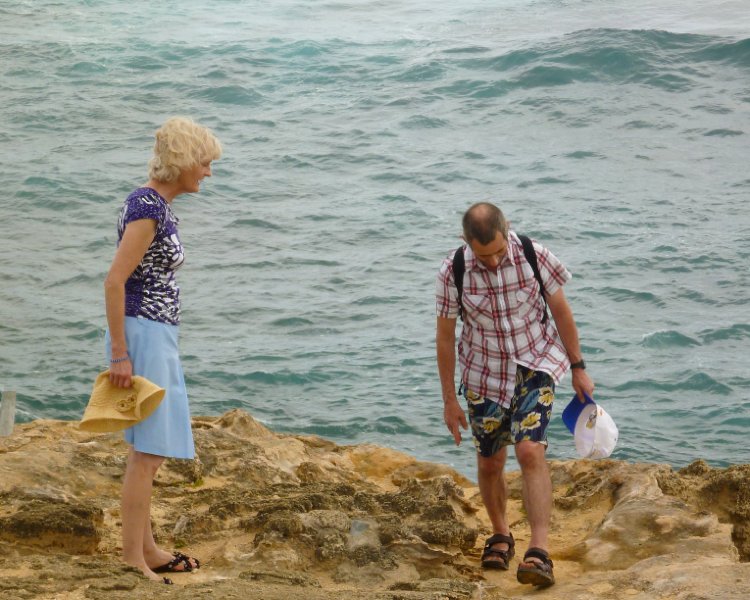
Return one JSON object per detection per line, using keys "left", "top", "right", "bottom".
{"left": 436, "top": 231, "right": 572, "bottom": 407}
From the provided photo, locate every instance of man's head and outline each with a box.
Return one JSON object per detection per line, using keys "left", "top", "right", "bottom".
{"left": 462, "top": 202, "right": 509, "bottom": 269}
{"left": 462, "top": 202, "right": 508, "bottom": 244}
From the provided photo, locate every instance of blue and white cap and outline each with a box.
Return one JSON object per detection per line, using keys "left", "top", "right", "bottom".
{"left": 561, "top": 393, "right": 618, "bottom": 459}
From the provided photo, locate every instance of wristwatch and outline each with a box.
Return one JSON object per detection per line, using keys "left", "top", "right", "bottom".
{"left": 570, "top": 360, "right": 586, "bottom": 369}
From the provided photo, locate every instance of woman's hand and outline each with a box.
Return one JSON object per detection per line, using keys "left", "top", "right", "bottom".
{"left": 109, "top": 358, "right": 133, "bottom": 388}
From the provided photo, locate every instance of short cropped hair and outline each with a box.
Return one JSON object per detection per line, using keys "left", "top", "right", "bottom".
{"left": 462, "top": 202, "right": 509, "bottom": 244}
{"left": 148, "top": 117, "right": 222, "bottom": 183}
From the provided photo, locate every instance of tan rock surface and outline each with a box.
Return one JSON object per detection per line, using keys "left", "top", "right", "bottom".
{"left": 1, "top": 409, "right": 749, "bottom": 599}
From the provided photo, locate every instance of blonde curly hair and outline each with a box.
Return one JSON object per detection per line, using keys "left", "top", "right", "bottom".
{"left": 148, "top": 117, "right": 222, "bottom": 183}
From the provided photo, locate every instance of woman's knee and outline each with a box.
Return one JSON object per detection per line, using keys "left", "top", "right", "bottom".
{"left": 129, "top": 450, "right": 165, "bottom": 476}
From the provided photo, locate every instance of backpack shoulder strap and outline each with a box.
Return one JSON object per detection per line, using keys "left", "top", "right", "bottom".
{"left": 452, "top": 246, "right": 465, "bottom": 320}
{"left": 517, "top": 234, "right": 549, "bottom": 324}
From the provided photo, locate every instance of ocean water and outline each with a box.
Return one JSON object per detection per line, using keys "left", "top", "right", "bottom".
{"left": 1, "top": 0, "right": 749, "bottom": 478}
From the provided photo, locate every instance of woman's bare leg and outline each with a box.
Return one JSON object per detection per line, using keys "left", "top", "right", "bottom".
{"left": 121, "top": 447, "right": 164, "bottom": 581}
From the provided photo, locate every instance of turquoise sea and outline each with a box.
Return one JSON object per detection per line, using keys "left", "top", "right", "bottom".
{"left": 1, "top": 0, "right": 749, "bottom": 478}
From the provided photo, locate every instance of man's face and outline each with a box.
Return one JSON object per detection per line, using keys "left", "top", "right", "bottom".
{"left": 469, "top": 232, "right": 508, "bottom": 270}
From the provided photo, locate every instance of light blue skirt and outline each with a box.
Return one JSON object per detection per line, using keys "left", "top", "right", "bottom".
{"left": 105, "top": 316, "right": 195, "bottom": 459}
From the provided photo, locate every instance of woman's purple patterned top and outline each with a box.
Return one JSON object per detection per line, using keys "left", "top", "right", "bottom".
{"left": 117, "top": 187, "right": 184, "bottom": 325}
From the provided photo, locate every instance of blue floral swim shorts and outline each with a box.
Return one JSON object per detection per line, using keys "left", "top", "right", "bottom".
{"left": 460, "top": 365, "right": 555, "bottom": 457}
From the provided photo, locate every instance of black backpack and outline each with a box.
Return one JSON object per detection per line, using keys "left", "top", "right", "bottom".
{"left": 452, "top": 234, "right": 548, "bottom": 323}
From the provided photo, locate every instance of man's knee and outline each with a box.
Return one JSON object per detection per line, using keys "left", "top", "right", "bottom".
{"left": 515, "top": 441, "right": 546, "bottom": 470}
{"left": 477, "top": 447, "right": 507, "bottom": 475}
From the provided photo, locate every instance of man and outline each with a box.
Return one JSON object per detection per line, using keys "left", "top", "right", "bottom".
{"left": 435, "top": 202, "right": 594, "bottom": 587}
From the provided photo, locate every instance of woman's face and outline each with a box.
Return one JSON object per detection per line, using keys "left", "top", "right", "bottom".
{"left": 177, "top": 160, "right": 212, "bottom": 195}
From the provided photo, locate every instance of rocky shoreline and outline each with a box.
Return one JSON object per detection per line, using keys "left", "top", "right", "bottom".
{"left": 1, "top": 409, "right": 749, "bottom": 599}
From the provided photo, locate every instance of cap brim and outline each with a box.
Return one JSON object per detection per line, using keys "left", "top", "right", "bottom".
{"left": 561, "top": 392, "right": 595, "bottom": 435}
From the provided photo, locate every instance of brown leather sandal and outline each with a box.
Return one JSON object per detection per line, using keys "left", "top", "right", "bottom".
{"left": 481, "top": 532, "right": 515, "bottom": 570}
{"left": 516, "top": 547, "right": 554, "bottom": 587}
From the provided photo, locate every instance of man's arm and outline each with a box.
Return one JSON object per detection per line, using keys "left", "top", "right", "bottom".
{"left": 436, "top": 316, "right": 467, "bottom": 445}
{"left": 546, "top": 287, "right": 595, "bottom": 401}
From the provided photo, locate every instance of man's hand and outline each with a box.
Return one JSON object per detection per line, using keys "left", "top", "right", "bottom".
{"left": 443, "top": 397, "right": 468, "bottom": 445}
{"left": 572, "top": 368, "right": 594, "bottom": 402}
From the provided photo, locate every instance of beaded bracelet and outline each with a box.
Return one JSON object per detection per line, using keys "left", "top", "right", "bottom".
{"left": 110, "top": 355, "right": 130, "bottom": 364}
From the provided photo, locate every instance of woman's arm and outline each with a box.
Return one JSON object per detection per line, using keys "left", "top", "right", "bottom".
{"left": 104, "top": 218, "right": 157, "bottom": 388}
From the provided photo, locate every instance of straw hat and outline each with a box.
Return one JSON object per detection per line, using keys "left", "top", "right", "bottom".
{"left": 79, "top": 370, "right": 165, "bottom": 433}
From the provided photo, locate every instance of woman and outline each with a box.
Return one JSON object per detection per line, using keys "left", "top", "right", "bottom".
{"left": 104, "top": 117, "right": 222, "bottom": 583}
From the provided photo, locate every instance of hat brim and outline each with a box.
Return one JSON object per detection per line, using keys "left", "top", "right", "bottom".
{"left": 79, "top": 372, "right": 165, "bottom": 433}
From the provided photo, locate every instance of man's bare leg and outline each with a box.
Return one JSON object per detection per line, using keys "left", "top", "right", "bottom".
{"left": 515, "top": 440, "right": 552, "bottom": 566}
{"left": 477, "top": 446, "right": 513, "bottom": 563}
